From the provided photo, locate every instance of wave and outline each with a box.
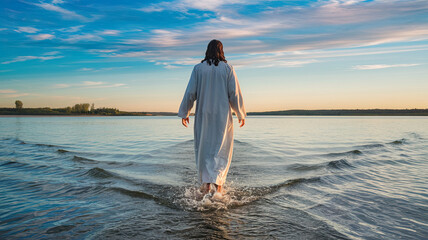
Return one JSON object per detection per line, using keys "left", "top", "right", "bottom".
{"left": 46, "top": 225, "right": 75, "bottom": 234}
{"left": 0, "top": 160, "right": 28, "bottom": 167}
{"left": 327, "top": 159, "right": 353, "bottom": 169}
{"left": 72, "top": 155, "right": 134, "bottom": 167}
{"left": 2, "top": 137, "right": 66, "bottom": 150}
{"left": 287, "top": 163, "right": 324, "bottom": 171}
{"left": 85, "top": 167, "right": 116, "bottom": 179}
{"left": 355, "top": 143, "right": 385, "bottom": 148}
{"left": 288, "top": 159, "right": 353, "bottom": 172}
{"left": 72, "top": 156, "right": 97, "bottom": 164}
{"left": 324, "top": 150, "right": 362, "bottom": 157}
{"left": 35, "top": 143, "right": 60, "bottom": 148}
{"left": 270, "top": 177, "right": 322, "bottom": 191}
{"left": 108, "top": 187, "right": 178, "bottom": 209}
{"left": 82, "top": 167, "right": 140, "bottom": 186}
{"left": 389, "top": 138, "right": 406, "bottom": 145}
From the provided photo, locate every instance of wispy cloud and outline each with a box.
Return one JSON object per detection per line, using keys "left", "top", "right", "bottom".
{"left": 32, "top": 2, "right": 94, "bottom": 22}
{"left": 82, "top": 81, "right": 103, "bottom": 86}
{"left": 139, "top": 0, "right": 246, "bottom": 13}
{"left": 53, "top": 84, "right": 71, "bottom": 88}
{"left": 353, "top": 63, "right": 421, "bottom": 70}
{"left": 89, "top": 49, "right": 117, "bottom": 53}
{"left": 53, "top": 81, "right": 126, "bottom": 89}
{"left": 99, "top": 30, "right": 120, "bottom": 35}
{"left": 44, "top": 51, "right": 61, "bottom": 55}
{"left": 15, "top": 27, "right": 39, "bottom": 33}
{"left": 28, "top": 33, "right": 55, "bottom": 40}
{"left": 52, "top": 0, "right": 66, "bottom": 4}
{"left": 62, "top": 34, "right": 103, "bottom": 43}
{"left": 0, "top": 89, "right": 17, "bottom": 94}
{"left": 2, "top": 55, "right": 63, "bottom": 64}
{"left": 77, "top": 66, "right": 130, "bottom": 72}
{"left": 0, "top": 89, "right": 30, "bottom": 98}
{"left": 1, "top": 93, "right": 30, "bottom": 98}
{"left": 78, "top": 68, "right": 94, "bottom": 71}
{"left": 58, "top": 25, "right": 85, "bottom": 33}
{"left": 110, "top": 51, "right": 155, "bottom": 58}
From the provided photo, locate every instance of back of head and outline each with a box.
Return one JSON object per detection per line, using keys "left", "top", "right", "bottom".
{"left": 201, "top": 39, "right": 227, "bottom": 66}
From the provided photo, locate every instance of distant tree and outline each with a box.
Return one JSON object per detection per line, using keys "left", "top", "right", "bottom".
{"left": 82, "top": 103, "right": 90, "bottom": 112}
{"left": 93, "top": 107, "right": 119, "bottom": 115}
{"left": 91, "top": 103, "right": 95, "bottom": 112}
{"left": 65, "top": 106, "right": 72, "bottom": 114}
{"left": 15, "top": 100, "right": 23, "bottom": 109}
{"left": 71, "top": 103, "right": 90, "bottom": 113}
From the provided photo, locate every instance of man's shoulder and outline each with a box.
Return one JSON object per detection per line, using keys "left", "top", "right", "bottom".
{"left": 193, "top": 62, "right": 204, "bottom": 70}
{"left": 220, "top": 61, "right": 233, "bottom": 71}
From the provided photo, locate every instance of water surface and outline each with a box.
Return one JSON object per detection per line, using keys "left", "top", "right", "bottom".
{"left": 0, "top": 116, "right": 427, "bottom": 239}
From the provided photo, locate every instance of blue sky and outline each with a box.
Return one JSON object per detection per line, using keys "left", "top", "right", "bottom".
{"left": 0, "top": 0, "right": 427, "bottom": 112}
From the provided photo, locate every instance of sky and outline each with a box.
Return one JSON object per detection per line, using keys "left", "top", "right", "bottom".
{"left": 0, "top": 0, "right": 427, "bottom": 112}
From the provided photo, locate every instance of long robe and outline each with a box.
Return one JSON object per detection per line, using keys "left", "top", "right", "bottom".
{"left": 178, "top": 61, "right": 246, "bottom": 186}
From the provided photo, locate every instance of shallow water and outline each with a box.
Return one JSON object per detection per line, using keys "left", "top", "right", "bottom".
{"left": 0, "top": 116, "right": 427, "bottom": 239}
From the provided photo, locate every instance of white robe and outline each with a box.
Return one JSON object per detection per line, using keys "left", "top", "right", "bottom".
{"left": 178, "top": 61, "right": 246, "bottom": 186}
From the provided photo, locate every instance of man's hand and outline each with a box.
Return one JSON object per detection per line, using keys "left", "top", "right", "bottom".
{"left": 239, "top": 119, "right": 245, "bottom": 127}
{"left": 182, "top": 117, "right": 189, "bottom": 127}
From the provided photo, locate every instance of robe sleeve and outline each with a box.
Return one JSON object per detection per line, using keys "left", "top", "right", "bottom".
{"left": 178, "top": 66, "right": 197, "bottom": 118}
{"left": 228, "top": 66, "right": 246, "bottom": 120}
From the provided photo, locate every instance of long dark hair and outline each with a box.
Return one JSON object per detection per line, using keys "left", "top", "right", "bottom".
{"left": 201, "top": 39, "right": 227, "bottom": 66}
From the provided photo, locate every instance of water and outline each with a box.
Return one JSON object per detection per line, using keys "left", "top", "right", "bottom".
{"left": 0, "top": 116, "right": 427, "bottom": 239}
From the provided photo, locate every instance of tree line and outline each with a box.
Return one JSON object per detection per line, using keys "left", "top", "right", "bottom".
{"left": 6, "top": 101, "right": 120, "bottom": 115}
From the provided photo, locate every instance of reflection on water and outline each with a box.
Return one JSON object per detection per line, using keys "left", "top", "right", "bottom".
{"left": 0, "top": 116, "right": 427, "bottom": 239}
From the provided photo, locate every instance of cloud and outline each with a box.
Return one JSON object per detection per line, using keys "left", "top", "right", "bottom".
{"left": 110, "top": 51, "right": 154, "bottom": 57}
{"left": 77, "top": 66, "right": 130, "bottom": 72}
{"left": 81, "top": 81, "right": 126, "bottom": 88}
{"left": 58, "top": 25, "right": 85, "bottom": 33}
{"left": 44, "top": 51, "right": 61, "bottom": 55}
{"left": 0, "top": 89, "right": 17, "bottom": 94}
{"left": 53, "top": 84, "right": 71, "bottom": 88}
{"left": 0, "top": 89, "right": 30, "bottom": 98}
{"left": 243, "top": 59, "right": 319, "bottom": 69}
{"left": 0, "top": 93, "right": 30, "bottom": 98}
{"left": 52, "top": 0, "right": 65, "bottom": 4}
{"left": 2, "top": 93, "right": 30, "bottom": 98}
{"left": 53, "top": 81, "right": 126, "bottom": 89}
{"left": 2, "top": 55, "right": 63, "bottom": 64}
{"left": 82, "top": 81, "right": 104, "bottom": 86}
{"left": 15, "top": 27, "right": 39, "bottom": 33}
{"left": 130, "top": 0, "right": 428, "bottom": 51}
{"left": 79, "top": 68, "right": 94, "bottom": 71}
{"left": 99, "top": 30, "right": 120, "bottom": 35}
{"left": 62, "top": 34, "right": 103, "bottom": 43}
{"left": 89, "top": 49, "right": 117, "bottom": 53}
{"left": 28, "top": 34, "right": 55, "bottom": 40}
{"left": 139, "top": 0, "right": 247, "bottom": 13}
{"left": 10, "top": 0, "right": 428, "bottom": 71}
{"left": 32, "top": 2, "right": 93, "bottom": 22}
{"left": 353, "top": 63, "right": 421, "bottom": 70}
{"left": 0, "top": 28, "right": 7, "bottom": 31}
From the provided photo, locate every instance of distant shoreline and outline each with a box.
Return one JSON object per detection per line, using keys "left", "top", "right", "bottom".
{"left": 247, "top": 109, "right": 428, "bottom": 116}
{"left": 1, "top": 108, "right": 428, "bottom": 116}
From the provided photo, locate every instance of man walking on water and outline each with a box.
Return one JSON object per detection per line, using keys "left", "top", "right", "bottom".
{"left": 178, "top": 39, "right": 246, "bottom": 194}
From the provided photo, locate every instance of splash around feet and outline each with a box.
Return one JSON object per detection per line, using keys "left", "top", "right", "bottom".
{"left": 174, "top": 183, "right": 259, "bottom": 211}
